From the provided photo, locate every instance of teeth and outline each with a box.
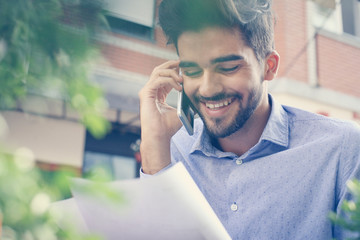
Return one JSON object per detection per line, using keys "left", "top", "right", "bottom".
{"left": 206, "top": 99, "right": 232, "bottom": 109}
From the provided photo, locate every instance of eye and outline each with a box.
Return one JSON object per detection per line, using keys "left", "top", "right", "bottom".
{"left": 216, "top": 65, "right": 240, "bottom": 74}
{"left": 183, "top": 68, "right": 203, "bottom": 78}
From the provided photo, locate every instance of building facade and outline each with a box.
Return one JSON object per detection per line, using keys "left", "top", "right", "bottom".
{"left": 1, "top": 0, "right": 360, "bottom": 177}
{"left": 271, "top": 0, "right": 360, "bottom": 123}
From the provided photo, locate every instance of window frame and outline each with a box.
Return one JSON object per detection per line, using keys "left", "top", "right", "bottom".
{"left": 103, "top": 0, "right": 157, "bottom": 41}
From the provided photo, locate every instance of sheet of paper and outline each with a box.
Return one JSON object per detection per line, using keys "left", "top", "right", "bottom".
{"left": 55, "top": 162, "right": 231, "bottom": 240}
{"left": 49, "top": 198, "right": 89, "bottom": 234}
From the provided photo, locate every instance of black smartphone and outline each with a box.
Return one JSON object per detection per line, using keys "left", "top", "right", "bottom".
{"left": 177, "top": 87, "right": 195, "bottom": 135}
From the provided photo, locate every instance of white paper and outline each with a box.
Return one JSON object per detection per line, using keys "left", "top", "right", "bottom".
{"left": 53, "top": 162, "right": 231, "bottom": 240}
{"left": 49, "top": 198, "right": 89, "bottom": 234}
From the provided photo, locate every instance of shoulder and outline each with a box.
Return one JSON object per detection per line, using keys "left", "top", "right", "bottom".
{"left": 283, "top": 105, "right": 360, "bottom": 137}
{"left": 282, "top": 104, "right": 360, "bottom": 180}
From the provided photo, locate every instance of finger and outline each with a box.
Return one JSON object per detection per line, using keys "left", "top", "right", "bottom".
{"left": 154, "top": 60, "right": 180, "bottom": 71}
{"left": 140, "top": 76, "right": 182, "bottom": 100}
{"left": 147, "top": 72, "right": 182, "bottom": 91}
{"left": 149, "top": 61, "right": 183, "bottom": 86}
{"left": 157, "top": 86, "right": 172, "bottom": 103}
{"left": 157, "top": 69, "right": 183, "bottom": 83}
{"left": 149, "top": 76, "right": 182, "bottom": 92}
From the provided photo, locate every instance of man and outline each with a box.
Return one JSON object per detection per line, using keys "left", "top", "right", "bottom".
{"left": 138, "top": 0, "right": 360, "bottom": 239}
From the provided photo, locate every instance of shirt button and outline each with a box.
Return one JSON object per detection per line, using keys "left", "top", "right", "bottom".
{"left": 231, "top": 203, "right": 238, "bottom": 212}
{"left": 235, "top": 159, "right": 243, "bottom": 165}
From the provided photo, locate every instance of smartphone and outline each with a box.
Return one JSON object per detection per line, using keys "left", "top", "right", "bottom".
{"left": 177, "top": 88, "right": 195, "bottom": 135}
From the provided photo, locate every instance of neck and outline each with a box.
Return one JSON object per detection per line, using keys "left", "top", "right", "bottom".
{"left": 215, "top": 93, "right": 271, "bottom": 156}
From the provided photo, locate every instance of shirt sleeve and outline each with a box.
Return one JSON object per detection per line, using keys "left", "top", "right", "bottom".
{"left": 334, "top": 122, "right": 360, "bottom": 239}
{"left": 139, "top": 163, "right": 174, "bottom": 179}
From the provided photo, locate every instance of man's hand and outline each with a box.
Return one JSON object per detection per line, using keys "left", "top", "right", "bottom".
{"left": 138, "top": 60, "right": 183, "bottom": 174}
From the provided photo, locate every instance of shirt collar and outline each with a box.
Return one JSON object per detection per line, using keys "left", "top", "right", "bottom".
{"left": 260, "top": 94, "right": 289, "bottom": 147}
{"left": 189, "top": 94, "right": 289, "bottom": 156}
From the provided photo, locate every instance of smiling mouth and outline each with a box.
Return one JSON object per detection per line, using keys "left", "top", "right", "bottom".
{"left": 205, "top": 98, "right": 233, "bottom": 110}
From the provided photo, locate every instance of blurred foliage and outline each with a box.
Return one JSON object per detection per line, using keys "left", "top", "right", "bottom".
{"left": 0, "top": 125, "right": 124, "bottom": 239}
{"left": 0, "top": 149, "right": 103, "bottom": 240}
{"left": 329, "top": 179, "right": 360, "bottom": 240}
{"left": 0, "top": 0, "right": 110, "bottom": 138}
{"left": 0, "top": 144, "right": 126, "bottom": 240}
{"left": 0, "top": 0, "right": 121, "bottom": 238}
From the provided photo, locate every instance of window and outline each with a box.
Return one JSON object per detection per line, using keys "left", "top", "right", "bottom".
{"left": 83, "top": 152, "right": 137, "bottom": 180}
{"left": 311, "top": 0, "right": 343, "bottom": 34}
{"left": 103, "top": 0, "right": 156, "bottom": 40}
{"left": 341, "top": 0, "right": 360, "bottom": 37}
{"left": 83, "top": 126, "right": 141, "bottom": 180}
{"left": 311, "top": 0, "right": 360, "bottom": 37}
{"left": 106, "top": 16, "right": 153, "bottom": 39}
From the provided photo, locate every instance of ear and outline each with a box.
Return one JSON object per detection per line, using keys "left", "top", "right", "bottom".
{"left": 263, "top": 51, "right": 280, "bottom": 81}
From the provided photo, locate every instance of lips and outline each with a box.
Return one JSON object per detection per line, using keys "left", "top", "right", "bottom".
{"left": 205, "top": 98, "right": 233, "bottom": 110}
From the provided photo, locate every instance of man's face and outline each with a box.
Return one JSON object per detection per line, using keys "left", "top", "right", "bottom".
{"left": 178, "top": 27, "right": 266, "bottom": 138}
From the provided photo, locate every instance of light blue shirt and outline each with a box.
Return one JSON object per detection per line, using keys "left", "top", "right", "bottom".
{"left": 167, "top": 95, "right": 360, "bottom": 240}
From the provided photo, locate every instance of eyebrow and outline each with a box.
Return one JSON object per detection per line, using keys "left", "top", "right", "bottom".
{"left": 211, "top": 54, "right": 243, "bottom": 64}
{"left": 179, "top": 61, "right": 199, "bottom": 68}
{"left": 179, "top": 54, "right": 243, "bottom": 68}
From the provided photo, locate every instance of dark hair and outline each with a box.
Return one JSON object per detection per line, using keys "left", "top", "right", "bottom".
{"left": 158, "top": 0, "right": 274, "bottom": 62}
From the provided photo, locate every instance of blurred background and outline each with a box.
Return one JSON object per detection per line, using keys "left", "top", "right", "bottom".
{"left": 0, "top": 0, "right": 359, "bottom": 182}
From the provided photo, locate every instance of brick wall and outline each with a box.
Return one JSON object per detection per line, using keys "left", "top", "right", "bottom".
{"left": 317, "top": 34, "right": 360, "bottom": 98}
{"left": 100, "top": 0, "right": 360, "bottom": 101}
{"left": 99, "top": 0, "right": 173, "bottom": 77}
{"left": 274, "top": 0, "right": 360, "bottom": 99}
{"left": 273, "top": 0, "right": 309, "bottom": 83}
{"left": 101, "top": 43, "right": 168, "bottom": 76}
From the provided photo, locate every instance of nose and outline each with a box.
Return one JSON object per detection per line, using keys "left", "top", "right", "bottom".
{"left": 198, "top": 70, "right": 223, "bottom": 98}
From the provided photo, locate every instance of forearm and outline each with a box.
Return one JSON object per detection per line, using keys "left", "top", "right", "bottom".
{"left": 138, "top": 60, "right": 182, "bottom": 174}
{"left": 140, "top": 138, "right": 171, "bottom": 175}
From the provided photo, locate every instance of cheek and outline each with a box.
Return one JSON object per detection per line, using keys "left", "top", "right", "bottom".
{"left": 233, "top": 70, "right": 262, "bottom": 91}
{"left": 226, "top": 74, "right": 253, "bottom": 93}
{"left": 183, "top": 80, "right": 198, "bottom": 97}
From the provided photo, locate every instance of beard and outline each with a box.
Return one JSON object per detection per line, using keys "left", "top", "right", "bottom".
{"left": 196, "top": 86, "right": 263, "bottom": 139}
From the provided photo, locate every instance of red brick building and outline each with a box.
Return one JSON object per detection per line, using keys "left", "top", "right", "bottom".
{"left": 2, "top": 0, "right": 360, "bottom": 175}
{"left": 97, "top": 0, "right": 360, "bottom": 126}
{"left": 271, "top": 0, "right": 360, "bottom": 122}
